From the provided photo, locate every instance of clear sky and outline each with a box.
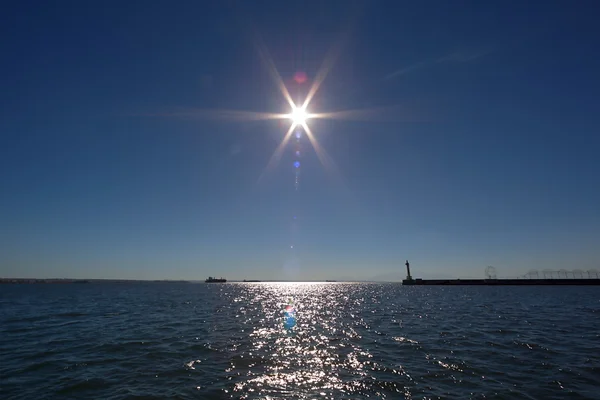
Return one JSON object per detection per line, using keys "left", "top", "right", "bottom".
{"left": 1, "top": 1, "right": 599, "bottom": 281}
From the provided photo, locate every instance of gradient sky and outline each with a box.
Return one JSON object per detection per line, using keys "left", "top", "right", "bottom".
{"left": 2, "top": 1, "right": 599, "bottom": 281}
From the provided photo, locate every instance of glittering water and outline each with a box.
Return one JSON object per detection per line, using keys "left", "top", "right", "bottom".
{"left": 1, "top": 283, "right": 599, "bottom": 399}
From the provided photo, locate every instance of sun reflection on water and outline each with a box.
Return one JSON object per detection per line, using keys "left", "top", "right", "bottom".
{"left": 204, "top": 283, "right": 412, "bottom": 399}
{"left": 3, "top": 281, "right": 594, "bottom": 399}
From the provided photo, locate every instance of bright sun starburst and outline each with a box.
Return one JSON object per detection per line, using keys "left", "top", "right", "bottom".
{"left": 151, "top": 31, "right": 411, "bottom": 185}
{"left": 289, "top": 105, "right": 310, "bottom": 127}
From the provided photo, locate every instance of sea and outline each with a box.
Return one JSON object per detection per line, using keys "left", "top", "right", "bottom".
{"left": 1, "top": 282, "right": 598, "bottom": 399}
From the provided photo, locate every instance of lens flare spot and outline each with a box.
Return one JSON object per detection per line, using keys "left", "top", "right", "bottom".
{"left": 283, "top": 300, "right": 297, "bottom": 330}
{"left": 294, "top": 161, "right": 300, "bottom": 168}
{"left": 294, "top": 71, "right": 307, "bottom": 84}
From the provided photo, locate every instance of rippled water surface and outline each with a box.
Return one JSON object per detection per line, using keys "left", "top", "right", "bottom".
{"left": 1, "top": 283, "right": 599, "bottom": 399}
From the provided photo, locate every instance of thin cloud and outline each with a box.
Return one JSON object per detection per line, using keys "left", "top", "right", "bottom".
{"left": 435, "top": 49, "right": 491, "bottom": 64}
{"left": 384, "top": 49, "right": 491, "bottom": 81}
{"left": 384, "top": 60, "right": 430, "bottom": 80}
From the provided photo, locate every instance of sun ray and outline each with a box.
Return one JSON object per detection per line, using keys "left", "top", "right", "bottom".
{"left": 310, "top": 104, "right": 423, "bottom": 123}
{"left": 300, "top": 3, "right": 364, "bottom": 111}
{"left": 302, "top": 34, "right": 346, "bottom": 110}
{"left": 302, "top": 53, "right": 337, "bottom": 110}
{"left": 301, "top": 122, "right": 347, "bottom": 189}
{"left": 253, "top": 34, "right": 295, "bottom": 109}
{"left": 301, "top": 121, "right": 366, "bottom": 221}
{"left": 257, "top": 123, "right": 297, "bottom": 184}
{"left": 148, "top": 109, "right": 289, "bottom": 122}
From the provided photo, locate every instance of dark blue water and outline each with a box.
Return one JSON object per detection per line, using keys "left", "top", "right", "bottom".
{"left": 1, "top": 283, "right": 599, "bottom": 399}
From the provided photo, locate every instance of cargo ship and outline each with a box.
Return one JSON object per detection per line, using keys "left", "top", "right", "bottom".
{"left": 401, "top": 261, "right": 600, "bottom": 286}
{"left": 205, "top": 276, "right": 227, "bottom": 283}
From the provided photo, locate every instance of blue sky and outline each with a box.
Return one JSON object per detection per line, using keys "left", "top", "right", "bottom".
{"left": 1, "top": 1, "right": 599, "bottom": 280}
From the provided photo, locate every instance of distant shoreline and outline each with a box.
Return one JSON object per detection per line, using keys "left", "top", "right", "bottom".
{"left": 0, "top": 278, "right": 191, "bottom": 284}
{"left": 0, "top": 278, "right": 368, "bottom": 284}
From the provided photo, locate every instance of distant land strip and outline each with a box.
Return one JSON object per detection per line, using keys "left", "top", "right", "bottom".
{"left": 0, "top": 278, "right": 192, "bottom": 284}
{"left": 0, "top": 278, "right": 367, "bottom": 284}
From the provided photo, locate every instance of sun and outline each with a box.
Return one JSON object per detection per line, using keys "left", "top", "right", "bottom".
{"left": 289, "top": 105, "right": 309, "bottom": 126}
